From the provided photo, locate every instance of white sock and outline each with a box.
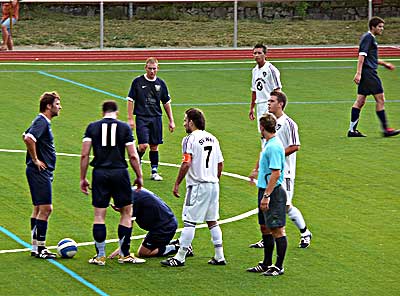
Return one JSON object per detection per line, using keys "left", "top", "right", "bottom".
{"left": 287, "top": 206, "right": 306, "bottom": 231}
{"left": 163, "top": 244, "right": 176, "bottom": 255}
{"left": 31, "top": 239, "right": 37, "bottom": 252}
{"left": 174, "top": 223, "right": 196, "bottom": 262}
{"left": 210, "top": 224, "right": 225, "bottom": 261}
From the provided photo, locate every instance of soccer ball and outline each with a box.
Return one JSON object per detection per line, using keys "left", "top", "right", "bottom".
{"left": 57, "top": 238, "right": 78, "bottom": 258}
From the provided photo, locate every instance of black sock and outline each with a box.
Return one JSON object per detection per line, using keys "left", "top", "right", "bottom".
{"left": 350, "top": 107, "right": 361, "bottom": 131}
{"left": 376, "top": 110, "right": 388, "bottom": 130}
{"left": 118, "top": 224, "right": 132, "bottom": 257}
{"left": 275, "top": 236, "right": 288, "bottom": 269}
{"left": 93, "top": 224, "right": 106, "bottom": 256}
{"left": 137, "top": 148, "right": 145, "bottom": 162}
{"left": 263, "top": 234, "right": 274, "bottom": 267}
{"left": 300, "top": 227, "right": 307, "bottom": 234}
{"left": 30, "top": 217, "right": 37, "bottom": 240}
{"left": 149, "top": 151, "right": 159, "bottom": 174}
{"left": 36, "top": 219, "right": 48, "bottom": 252}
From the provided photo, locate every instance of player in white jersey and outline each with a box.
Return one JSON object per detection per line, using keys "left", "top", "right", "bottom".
{"left": 268, "top": 91, "right": 312, "bottom": 248}
{"left": 249, "top": 44, "right": 282, "bottom": 131}
{"left": 161, "top": 108, "right": 226, "bottom": 267}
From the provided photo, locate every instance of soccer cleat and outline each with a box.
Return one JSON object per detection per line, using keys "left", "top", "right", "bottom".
{"left": 36, "top": 248, "right": 57, "bottom": 259}
{"left": 383, "top": 128, "right": 400, "bottom": 137}
{"left": 347, "top": 130, "right": 366, "bottom": 137}
{"left": 246, "top": 262, "right": 268, "bottom": 273}
{"left": 169, "top": 239, "right": 180, "bottom": 246}
{"left": 88, "top": 255, "right": 106, "bottom": 266}
{"left": 262, "top": 265, "right": 284, "bottom": 276}
{"left": 160, "top": 257, "right": 185, "bottom": 267}
{"left": 118, "top": 254, "right": 146, "bottom": 264}
{"left": 249, "top": 239, "right": 264, "bottom": 248}
{"left": 299, "top": 232, "right": 312, "bottom": 249}
{"left": 208, "top": 257, "right": 227, "bottom": 265}
{"left": 186, "top": 244, "right": 194, "bottom": 257}
{"left": 151, "top": 173, "right": 163, "bottom": 181}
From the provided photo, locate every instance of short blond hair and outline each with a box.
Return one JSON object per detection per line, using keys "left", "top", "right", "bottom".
{"left": 146, "top": 57, "right": 158, "bottom": 65}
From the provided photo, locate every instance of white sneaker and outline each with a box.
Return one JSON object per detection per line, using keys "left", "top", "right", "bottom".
{"left": 118, "top": 254, "right": 146, "bottom": 264}
{"left": 151, "top": 173, "right": 163, "bottom": 181}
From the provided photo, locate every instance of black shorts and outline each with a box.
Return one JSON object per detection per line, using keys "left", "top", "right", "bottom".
{"left": 358, "top": 68, "right": 384, "bottom": 96}
{"left": 135, "top": 116, "right": 163, "bottom": 145}
{"left": 258, "top": 186, "right": 287, "bottom": 228}
{"left": 91, "top": 168, "right": 132, "bottom": 208}
{"left": 142, "top": 218, "right": 177, "bottom": 251}
{"left": 26, "top": 165, "right": 53, "bottom": 206}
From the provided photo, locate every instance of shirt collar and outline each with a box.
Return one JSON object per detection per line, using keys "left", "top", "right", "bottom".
{"left": 39, "top": 113, "right": 51, "bottom": 123}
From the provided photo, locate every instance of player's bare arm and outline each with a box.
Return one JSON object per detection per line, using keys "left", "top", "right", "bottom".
{"left": 354, "top": 55, "right": 365, "bottom": 84}
{"left": 80, "top": 140, "right": 91, "bottom": 195}
{"left": 163, "top": 102, "right": 175, "bottom": 132}
{"left": 260, "top": 169, "right": 280, "bottom": 212}
{"left": 127, "top": 99, "right": 135, "bottom": 129}
{"left": 249, "top": 91, "right": 256, "bottom": 120}
{"left": 173, "top": 155, "right": 191, "bottom": 197}
{"left": 285, "top": 145, "right": 300, "bottom": 157}
{"left": 378, "top": 59, "right": 395, "bottom": 70}
{"left": 24, "top": 136, "right": 47, "bottom": 171}
{"left": 126, "top": 143, "right": 143, "bottom": 190}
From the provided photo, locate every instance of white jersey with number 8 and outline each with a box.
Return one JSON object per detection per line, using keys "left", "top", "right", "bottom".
{"left": 182, "top": 130, "right": 223, "bottom": 186}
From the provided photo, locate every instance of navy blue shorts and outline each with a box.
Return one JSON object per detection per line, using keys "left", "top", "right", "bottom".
{"left": 257, "top": 186, "right": 287, "bottom": 228}
{"left": 135, "top": 116, "right": 163, "bottom": 145}
{"left": 358, "top": 68, "right": 384, "bottom": 96}
{"left": 26, "top": 165, "right": 53, "bottom": 206}
{"left": 91, "top": 168, "right": 132, "bottom": 208}
{"left": 142, "top": 218, "right": 177, "bottom": 250}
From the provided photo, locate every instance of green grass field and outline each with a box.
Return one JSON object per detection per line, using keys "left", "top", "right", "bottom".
{"left": 0, "top": 57, "right": 399, "bottom": 295}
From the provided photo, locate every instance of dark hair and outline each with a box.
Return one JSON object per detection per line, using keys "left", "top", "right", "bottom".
{"left": 369, "top": 16, "right": 384, "bottom": 30}
{"left": 253, "top": 43, "right": 267, "bottom": 54}
{"left": 270, "top": 90, "right": 287, "bottom": 110}
{"left": 39, "top": 91, "right": 60, "bottom": 112}
{"left": 102, "top": 100, "right": 118, "bottom": 113}
{"left": 185, "top": 108, "right": 205, "bottom": 130}
{"left": 259, "top": 113, "right": 277, "bottom": 133}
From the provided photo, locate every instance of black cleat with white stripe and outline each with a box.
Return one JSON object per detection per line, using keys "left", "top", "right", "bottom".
{"left": 160, "top": 257, "right": 185, "bottom": 267}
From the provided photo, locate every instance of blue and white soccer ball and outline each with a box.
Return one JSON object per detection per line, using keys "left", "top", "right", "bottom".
{"left": 57, "top": 238, "right": 78, "bottom": 258}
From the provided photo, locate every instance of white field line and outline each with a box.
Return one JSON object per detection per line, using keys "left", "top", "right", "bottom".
{"left": 0, "top": 148, "right": 256, "bottom": 254}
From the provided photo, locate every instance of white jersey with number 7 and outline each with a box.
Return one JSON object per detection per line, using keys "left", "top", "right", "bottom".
{"left": 182, "top": 129, "right": 224, "bottom": 186}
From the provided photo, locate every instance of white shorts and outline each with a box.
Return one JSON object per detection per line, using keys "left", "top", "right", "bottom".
{"left": 283, "top": 178, "right": 294, "bottom": 206}
{"left": 256, "top": 102, "right": 268, "bottom": 131}
{"left": 182, "top": 183, "right": 220, "bottom": 223}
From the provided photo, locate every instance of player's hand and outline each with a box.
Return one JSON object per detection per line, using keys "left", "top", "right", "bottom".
{"left": 249, "top": 110, "right": 255, "bottom": 121}
{"left": 33, "top": 159, "right": 47, "bottom": 171}
{"left": 133, "top": 177, "right": 143, "bottom": 190}
{"left": 249, "top": 169, "right": 258, "bottom": 185}
{"left": 128, "top": 118, "right": 135, "bottom": 130}
{"left": 260, "top": 196, "right": 270, "bottom": 211}
{"left": 384, "top": 62, "right": 395, "bottom": 70}
{"left": 173, "top": 184, "right": 180, "bottom": 198}
{"left": 110, "top": 203, "right": 121, "bottom": 213}
{"left": 353, "top": 72, "right": 361, "bottom": 85}
{"left": 80, "top": 179, "right": 90, "bottom": 195}
{"left": 169, "top": 121, "right": 175, "bottom": 133}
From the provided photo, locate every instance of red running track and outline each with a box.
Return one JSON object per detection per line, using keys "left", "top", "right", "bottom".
{"left": 0, "top": 46, "right": 399, "bottom": 61}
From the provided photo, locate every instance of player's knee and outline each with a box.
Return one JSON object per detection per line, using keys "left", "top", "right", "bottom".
{"left": 138, "top": 143, "right": 148, "bottom": 151}
{"left": 260, "top": 224, "right": 269, "bottom": 234}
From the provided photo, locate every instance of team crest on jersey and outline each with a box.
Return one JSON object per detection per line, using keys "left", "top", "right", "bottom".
{"left": 276, "top": 124, "right": 282, "bottom": 131}
{"left": 155, "top": 85, "right": 161, "bottom": 92}
{"left": 263, "top": 72, "right": 266, "bottom": 77}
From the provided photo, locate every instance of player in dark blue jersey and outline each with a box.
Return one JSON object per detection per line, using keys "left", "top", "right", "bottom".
{"left": 23, "top": 91, "right": 62, "bottom": 259}
{"left": 348, "top": 16, "right": 399, "bottom": 138}
{"left": 127, "top": 57, "right": 176, "bottom": 181}
{"left": 108, "top": 187, "right": 191, "bottom": 259}
{"left": 80, "top": 100, "right": 145, "bottom": 266}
